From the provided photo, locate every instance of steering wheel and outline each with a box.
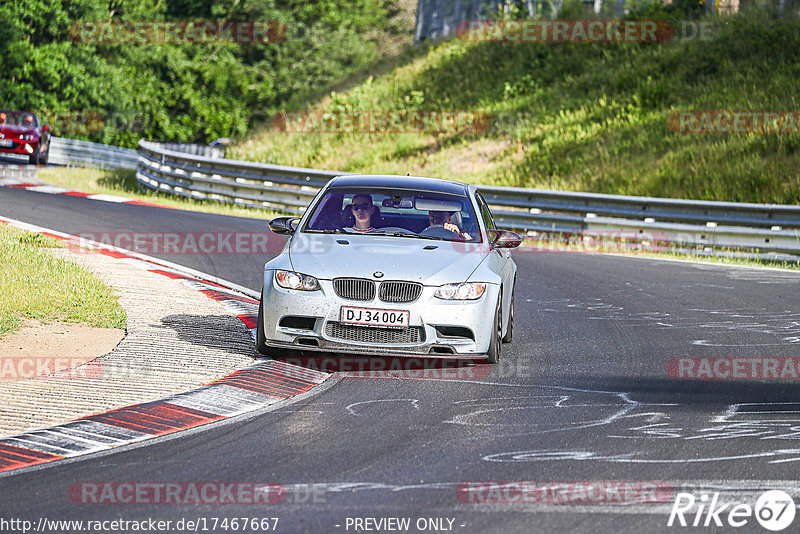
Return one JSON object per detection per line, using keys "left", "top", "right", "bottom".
{"left": 419, "top": 225, "right": 460, "bottom": 240}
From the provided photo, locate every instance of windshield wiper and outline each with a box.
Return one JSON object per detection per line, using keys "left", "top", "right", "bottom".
{"left": 306, "top": 228, "right": 349, "bottom": 234}
{"left": 374, "top": 231, "right": 443, "bottom": 241}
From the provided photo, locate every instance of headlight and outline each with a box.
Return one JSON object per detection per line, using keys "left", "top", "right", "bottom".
{"left": 275, "top": 270, "right": 320, "bottom": 291}
{"left": 435, "top": 282, "right": 486, "bottom": 300}
{"left": 21, "top": 134, "right": 35, "bottom": 141}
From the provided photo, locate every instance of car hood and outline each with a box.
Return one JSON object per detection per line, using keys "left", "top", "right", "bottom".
{"left": 287, "top": 233, "right": 489, "bottom": 285}
{"left": 0, "top": 125, "right": 37, "bottom": 137}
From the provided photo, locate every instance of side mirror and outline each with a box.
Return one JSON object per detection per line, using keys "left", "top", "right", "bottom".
{"left": 269, "top": 216, "right": 300, "bottom": 235}
{"left": 489, "top": 230, "right": 521, "bottom": 249}
{"left": 42, "top": 125, "right": 50, "bottom": 133}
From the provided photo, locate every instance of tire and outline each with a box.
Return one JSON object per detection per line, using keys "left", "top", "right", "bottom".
{"left": 256, "top": 287, "right": 270, "bottom": 356}
{"left": 28, "top": 150, "right": 40, "bottom": 165}
{"left": 486, "top": 296, "right": 502, "bottom": 364}
{"left": 502, "top": 287, "right": 514, "bottom": 343}
{"left": 256, "top": 288, "right": 296, "bottom": 359}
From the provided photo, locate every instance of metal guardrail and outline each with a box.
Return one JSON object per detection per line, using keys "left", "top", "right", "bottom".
{"left": 481, "top": 186, "right": 800, "bottom": 257}
{"left": 137, "top": 140, "right": 348, "bottom": 213}
{"left": 149, "top": 142, "right": 226, "bottom": 159}
{"left": 136, "top": 139, "right": 800, "bottom": 257}
{"left": 49, "top": 137, "right": 138, "bottom": 169}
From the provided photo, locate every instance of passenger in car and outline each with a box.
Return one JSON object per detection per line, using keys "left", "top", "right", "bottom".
{"left": 427, "top": 210, "right": 472, "bottom": 240}
{"left": 347, "top": 193, "right": 377, "bottom": 233}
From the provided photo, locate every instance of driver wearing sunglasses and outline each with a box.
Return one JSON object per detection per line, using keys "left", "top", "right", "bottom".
{"left": 348, "top": 193, "right": 377, "bottom": 232}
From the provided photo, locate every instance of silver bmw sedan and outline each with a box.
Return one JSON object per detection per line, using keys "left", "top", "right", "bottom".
{"left": 257, "top": 174, "right": 520, "bottom": 363}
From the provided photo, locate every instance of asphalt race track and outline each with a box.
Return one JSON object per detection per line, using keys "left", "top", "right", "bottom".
{"left": 2, "top": 186, "right": 800, "bottom": 533}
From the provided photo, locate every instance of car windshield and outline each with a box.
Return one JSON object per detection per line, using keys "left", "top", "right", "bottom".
{"left": 0, "top": 111, "right": 37, "bottom": 127}
{"left": 303, "top": 187, "right": 481, "bottom": 243}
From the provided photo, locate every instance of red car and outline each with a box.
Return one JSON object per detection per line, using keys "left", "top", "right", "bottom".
{"left": 0, "top": 111, "right": 51, "bottom": 165}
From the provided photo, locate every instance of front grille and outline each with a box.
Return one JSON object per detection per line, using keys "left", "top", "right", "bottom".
{"left": 325, "top": 322, "right": 425, "bottom": 344}
{"left": 379, "top": 281, "right": 422, "bottom": 303}
{"left": 333, "top": 278, "right": 375, "bottom": 301}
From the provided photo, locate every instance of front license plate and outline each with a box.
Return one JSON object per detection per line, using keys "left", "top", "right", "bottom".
{"left": 340, "top": 306, "right": 409, "bottom": 328}
{"left": 0, "top": 140, "right": 12, "bottom": 148}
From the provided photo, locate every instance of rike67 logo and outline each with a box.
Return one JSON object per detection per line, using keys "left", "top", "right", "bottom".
{"left": 668, "top": 490, "right": 796, "bottom": 531}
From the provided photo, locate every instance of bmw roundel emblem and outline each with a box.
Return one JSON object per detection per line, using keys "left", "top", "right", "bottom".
{"left": 373, "top": 271, "right": 384, "bottom": 278}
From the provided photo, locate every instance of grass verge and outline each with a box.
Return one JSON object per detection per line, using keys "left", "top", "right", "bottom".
{"left": 0, "top": 225, "right": 126, "bottom": 337}
{"left": 230, "top": 5, "right": 800, "bottom": 205}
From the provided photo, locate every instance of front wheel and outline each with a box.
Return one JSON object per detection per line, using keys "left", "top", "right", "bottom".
{"left": 502, "top": 287, "right": 514, "bottom": 343}
{"left": 486, "top": 297, "right": 502, "bottom": 364}
{"left": 29, "top": 150, "right": 40, "bottom": 165}
{"left": 256, "top": 287, "right": 269, "bottom": 355}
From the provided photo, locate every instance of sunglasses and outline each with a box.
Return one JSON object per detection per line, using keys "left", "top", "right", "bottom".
{"left": 351, "top": 203, "right": 372, "bottom": 211}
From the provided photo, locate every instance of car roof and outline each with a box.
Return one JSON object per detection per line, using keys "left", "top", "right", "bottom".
{"left": 327, "top": 174, "right": 471, "bottom": 196}
{"left": 0, "top": 111, "right": 37, "bottom": 117}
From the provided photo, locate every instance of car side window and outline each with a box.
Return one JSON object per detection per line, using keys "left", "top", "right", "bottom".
{"left": 476, "top": 193, "right": 496, "bottom": 232}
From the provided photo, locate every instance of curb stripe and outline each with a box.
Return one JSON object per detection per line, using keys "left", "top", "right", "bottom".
{"left": 0, "top": 217, "right": 332, "bottom": 474}
{"left": 0, "top": 443, "right": 62, "bottom": 464}
{"left": 2, "top": 437, "right": 83, "bottom": 457}
{"left": 214, "top": 367, "right": 320, "bottom": 392}
{"left": 215, "top": 371, "right": 312, "bottom": 392}
{"left": 127, "top": 200, "right": 173, "bottom": 208}
{"left": 26, "top": 185, "right": 69, "bottom": 194}
{"left": 87, "top": 403, "right": 223, "bottom": 436}
{"left": 219, "top": 379, "right": 312, "bottom": 398}
{"left": 7, "top": 183, "right": 37, "bottom": 189}
{"left": 0, "top": 360, "right": 328, "bottom": 473}
{"left": 99, "top": 249, "right": 131, "bottom": 259}
{"left": 199, "top": 289, "right": 259, "bottom": 304}
{"left": 169, "top": 385, "right": 279, "bottom": 416}
{"left": 1, "top": 180, "right": 174, "bottom": 210}
{"left": 149, "top": 270, "right": 231, "bottom": 290}
{"left": 237, "top": 314, "right": 258, "bottom": 329}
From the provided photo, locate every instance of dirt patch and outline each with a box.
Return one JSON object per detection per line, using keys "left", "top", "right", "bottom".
{"left": 0, "top": 319, "right": 124, "bottom": 380}
{"left": 446, "top": 139, "right": 513, "bottom": 175}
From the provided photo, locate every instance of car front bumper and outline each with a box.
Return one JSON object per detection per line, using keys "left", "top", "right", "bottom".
{"left": 260, "top": 270, "right": 499, "bottom": 357}
{"left": 0, "top": 140, "right": 38, "bottom": 156}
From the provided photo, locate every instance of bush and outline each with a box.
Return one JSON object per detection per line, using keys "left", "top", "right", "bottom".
{"left": 0, "top": 0, "right": 408, "bottom": 146}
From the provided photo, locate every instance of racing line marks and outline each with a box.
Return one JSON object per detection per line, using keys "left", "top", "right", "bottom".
{"left": 345, "top": 399, "right": 421, "bottom": 417}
